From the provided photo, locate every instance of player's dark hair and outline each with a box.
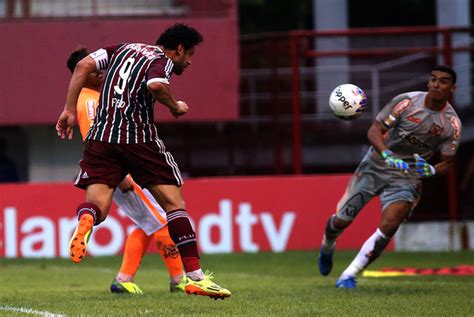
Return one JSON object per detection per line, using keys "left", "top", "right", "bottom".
{"left": 433, "top": 65, "right": 457, "bottom": 84}
{"left": 67, "top": 47, "right": 88, "bottom": 73}
{"left": 156, "top": 23, "right": 203, "bottom": 51}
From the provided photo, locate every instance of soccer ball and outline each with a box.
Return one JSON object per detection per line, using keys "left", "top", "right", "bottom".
{"left": 329, "top": 84, "right": 367, "bottom": 120}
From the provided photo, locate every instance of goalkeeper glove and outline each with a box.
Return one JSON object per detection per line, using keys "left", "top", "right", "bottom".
{"left": 381, "top": 150, "right": 409, "bottom": 173}
{"left": 414, "top": 154, "right": 436, "bottom": 177}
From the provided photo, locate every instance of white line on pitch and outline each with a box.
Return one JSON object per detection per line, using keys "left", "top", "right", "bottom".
{"left": 0, "top": 306, "right": 66, "bottom": 317}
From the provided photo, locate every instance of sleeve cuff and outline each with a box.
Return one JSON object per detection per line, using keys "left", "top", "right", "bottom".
{"left": 147, "top": 77, "right": 169, "bottom": 86}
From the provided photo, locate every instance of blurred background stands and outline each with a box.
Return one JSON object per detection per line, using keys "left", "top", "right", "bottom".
{"left": 0, "top": 0, "right": 473, "bottom": 223}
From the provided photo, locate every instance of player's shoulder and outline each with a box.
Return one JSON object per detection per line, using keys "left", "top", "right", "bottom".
{"left": 148, "top": 49, "right": 173, "bottom": 72}
{"left": 444, "top": 101, "right": 461, "bottom": 116}
{"left": 389, "top": 91, "right": 424, "bottom": 115}
{"left": 103, "top": 43, "right": 127, "bottom": 55}
{"left": 123, "top": 43, "right": 164, "bottom": 57}
{"left": 392, "top": 91, "right": 425, "bottom": 103}
{"left": 444, "top": 103, "right": 462, "bottom": 132}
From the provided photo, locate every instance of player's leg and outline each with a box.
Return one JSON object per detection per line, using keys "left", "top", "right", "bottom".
{"left": 147, "top": 183, "right": 231, "bottom": 299}
{"left": 319, "top": 171, "right": 375, "bottom": 276}
{"left": 111, "top": 228, "right": 152, "bottom": 294}
{"left": 71, "top": 140, "right": 124, "bottom": 263}
{"left": 336, "top": 201, "right": 410, "bottom": 288}
{"left": 111, "top": 177, "right": 184, "bottom": 293}
{"left": 319, "top": 215, "right": 351, "bottom": 275}
{"left": 70, "top": 183, "right": 114, "bottom": 263}
{"left": 153, "top": 226, "right": 186, "bottom": 292}
{"left": 147, "top": 184, "right": 199, "bottom": 274}
{"left": 336, "top": 181, "right": 420, "bottom": 288}
{"left": 127, "top": 142, "right": 230, "bottom": 298}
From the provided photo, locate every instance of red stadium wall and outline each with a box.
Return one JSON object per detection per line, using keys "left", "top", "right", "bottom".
{"left": 0, "top": 16, "right": 238, "bottom": 125}
{"left": 0, "top": 175, "right": 392, "bottom": 258}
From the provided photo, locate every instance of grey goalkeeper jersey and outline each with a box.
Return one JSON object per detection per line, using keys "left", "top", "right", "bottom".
{"left": 364, "top": 91, "right": 462, "bottom": 179}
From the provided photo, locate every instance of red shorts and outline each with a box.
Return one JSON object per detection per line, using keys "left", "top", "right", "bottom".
{"left": 74, "top": 140, "right": 183, "bottom": 190}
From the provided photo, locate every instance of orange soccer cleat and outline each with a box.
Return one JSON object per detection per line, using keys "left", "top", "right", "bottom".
{"left": 69, "top": 214, "right": 94, "bottom": 263}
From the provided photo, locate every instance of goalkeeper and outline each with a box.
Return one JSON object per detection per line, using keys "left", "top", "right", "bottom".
{"left": 318, "top": 65, "right": 462, "bottom": 288}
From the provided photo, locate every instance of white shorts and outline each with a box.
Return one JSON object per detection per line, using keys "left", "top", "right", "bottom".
{"left": 112, "top": 182, "right": 167, "bottom": 235}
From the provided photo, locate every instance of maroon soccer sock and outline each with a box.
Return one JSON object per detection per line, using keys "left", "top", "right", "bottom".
{"left": 166, "top": 209, "right": 201, "bottom": 272}
{"left": 76, "top": 202, "right": 102, "bottom": 225}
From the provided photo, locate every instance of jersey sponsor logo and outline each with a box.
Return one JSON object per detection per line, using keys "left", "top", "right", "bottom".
{"left": 407, "top": 115, "right": 421, "bottom": 124}
{"left": 429, "top": 123, "right": 443, "bottom": 136}
{"left": 81, "top": 171, "right": 89, "bottom": 179}
{"left": 86, "top": 99, "right": 96, "bottom": 120}
{"left": 450, "top": 117, "right": 461, "bottom": 140}
{"left": 398, "top": 130, "right": 429, "bottom": 149}
{"left": 392, "top": 99, "right": 411, "bottom": 117}
{"left": 112, "top": 97, "right": 126, "bottom": 108}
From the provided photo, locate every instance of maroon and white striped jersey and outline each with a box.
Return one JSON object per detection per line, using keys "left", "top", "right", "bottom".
{"left": 86, "top": 43, "right": 174, "bottom": 144}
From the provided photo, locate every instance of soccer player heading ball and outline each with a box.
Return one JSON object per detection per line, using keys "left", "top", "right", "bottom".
{"left": 66, "top": 47, "right": 187, "bottom": 295}
{"left": 318, "top": 65, "right": 462, "bottom": 288}
{"left": 56, "top": 23, "right": 231, "bottom": 299}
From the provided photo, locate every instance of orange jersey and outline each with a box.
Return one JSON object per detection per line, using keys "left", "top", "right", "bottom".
{"left": 76, "top": 87, "right": 100, "bottom": 141}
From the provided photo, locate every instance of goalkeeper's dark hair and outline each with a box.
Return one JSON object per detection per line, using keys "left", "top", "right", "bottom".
{"left": 156, "top": 23, "right": 203, "bottom": 51}
{"left": 433, "top": 65, "right": 457, "bottom": 84}
{"left": 67, "top": 46, "right": 89, "bottom": 73}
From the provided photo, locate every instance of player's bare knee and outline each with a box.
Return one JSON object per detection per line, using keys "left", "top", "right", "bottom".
{"left": 379, "top": 224, "right": 398, "bottom": 238}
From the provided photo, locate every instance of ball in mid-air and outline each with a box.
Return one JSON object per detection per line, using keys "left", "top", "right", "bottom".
{"left": 329, "top": 84, "right": 367, "bottom": 120}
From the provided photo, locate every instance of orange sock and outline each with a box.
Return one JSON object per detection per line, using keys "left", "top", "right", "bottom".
{"left": 119, "top": 228, "right": 152, "bottom": 277}
{"left": 154, "top": 226, "right": 185, "bottom": 280}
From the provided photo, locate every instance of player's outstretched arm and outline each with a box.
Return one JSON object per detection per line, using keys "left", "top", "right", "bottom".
{"left": 56, "top": 56, "right": 97, "bottom": 140}
{"left": 367, "top": 121, "right": 388, "bottom": 154}
{"left": 147, "top": 81, "right": 188, "bottom": 118}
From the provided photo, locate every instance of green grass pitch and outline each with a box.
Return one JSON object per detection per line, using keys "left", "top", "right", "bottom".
{"left": 1, "top": 251, "right": 473, "bottom": 316}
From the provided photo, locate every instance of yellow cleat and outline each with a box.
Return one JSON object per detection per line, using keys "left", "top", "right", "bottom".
{"left": 170, "top": 275, "right": 187, "bottom": 293}
{"left": 185, "top": 272, "right": 231, "bottom": 300}
{"left": 110, "top": 279, "right": 143, "bottom": 294}
{"left": 69, "top": 214, "right": 94, "bottom": 263}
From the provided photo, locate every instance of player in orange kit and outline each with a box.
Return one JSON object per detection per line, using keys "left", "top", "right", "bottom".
{"left": 67, "top": 47, "right": 186, "bottom": 294}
